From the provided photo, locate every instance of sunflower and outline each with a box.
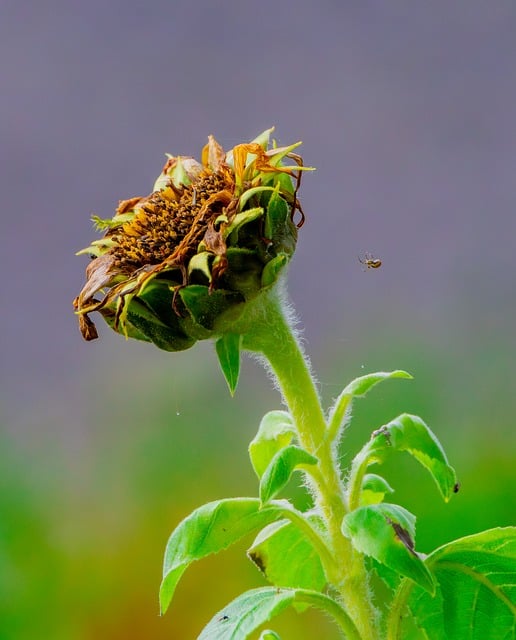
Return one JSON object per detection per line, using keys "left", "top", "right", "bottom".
{"left": 74, "top": 128, "right": 309, "bottom": 351}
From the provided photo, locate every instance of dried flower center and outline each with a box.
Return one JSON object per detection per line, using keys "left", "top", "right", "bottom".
{"left": 111, "top": 170, "right": 231, "bottom": 270}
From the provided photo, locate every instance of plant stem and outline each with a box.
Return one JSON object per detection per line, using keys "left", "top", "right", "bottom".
{"left": 293, "top": 589, "right": 362, "bottom": 640}
{"left": 347, "top": 442, "right": 374, "bottom": 512}
{"left": 237, "top": 288, "right": 379, "bottom": 640}
{"left": 385, "top": 579, "right": 412, "bottom": 640}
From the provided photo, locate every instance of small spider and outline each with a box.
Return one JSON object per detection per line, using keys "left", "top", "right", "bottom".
{"left": 359, "top": 252, "right": 382, "bottom": 270}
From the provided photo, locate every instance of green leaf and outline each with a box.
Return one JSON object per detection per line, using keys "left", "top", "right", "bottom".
{"left": 247, "top": 516, "right": 326, "bottom": 591}
{"left": 327, "top": 370, "right": 412, "bottom": 440}
{"left": 261, "top": 254, "right": 289, "bottom": 288}
{"left": 360, "top": 473, "right": 394, "bottom": 506}
{"left": 153, "top": 155, "right": 195, "bottom": 191}
{"left": 368, "top": 555, "right": 401, "bottom": 592}
{"left": 160, "top": 498, "right": 283, "bottom": 614}
{"left": 264, "top": 187, "right": 289, "bottom": 240}
{"left": 253, "top": 127, "right": 275, "bottom": 149}
{"left": 237, "top": 186, "right": 276, "bottom": 211}
{"left": 198, "top": 587, "right": 361, "bottom": 640}
{"left": 368, "top": 413, "right": 457, "bottom": 502}
{"left": 125, "top": 296, "right": 196, "bottom": 352}
{"left": 342, "top": 503, "right": 435, "bottom": 594}
{"left": 224, "top": 248, "right": 263, "bottom": 295}
{"left": 259, "top": 445, "right": 317, "bottom": 504}
{"left": 188, "top": 252, "right": 213, "bottom": 282}
{"left": 179, "top": 285, "right": 244, "bottom": 333}
{"left": 249, "top": 411, "right": 296, "bottom": 478}
{"left": 98, "top": 304, "right": 153, "bottom": 344}
{"left": 197, "top": 588, "right": 296, "bottom": 640}
{"left": 116, "top": 280, "right": 199, "bottom": 350}
{"left": 266, "top": 141, "right": 304, "bottom": 170}
{"left": 407, "top": 527, "right": 516, "bottom": 640}
{"left": 340, "top": 370, "right": 413, "bottom": 398}
{"left": 215, "top": 333, "right": 242, "bottom": 395}
{"left": 91, "top": 213, "right": 131, "bottom": 231}
{"left": 265, "top": 170, "right": 297, "bottom": 196}
{"left": 224, "top": 206, "right": 264, "bottom": 240}
{"left": 259, "top": 631, "right": 282, "bottom": 640}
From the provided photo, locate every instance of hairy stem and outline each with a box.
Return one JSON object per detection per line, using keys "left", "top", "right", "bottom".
{"left": 234, "top": 288, "right": 379, "bottom": 640}
{"left": 347, "top": 442, "right": 374, "bottom": 512}
{"left": 386, "top": 578, "right": 413, "bottom": 640}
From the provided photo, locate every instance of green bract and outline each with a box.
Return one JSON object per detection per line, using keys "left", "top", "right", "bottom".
{"left": 74, "top": 128, "right": 309, "bottom": 350}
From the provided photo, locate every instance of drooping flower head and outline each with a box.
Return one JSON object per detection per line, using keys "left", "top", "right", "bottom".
{"left": 74, "top": 128, "right": 309, "bottom": 351}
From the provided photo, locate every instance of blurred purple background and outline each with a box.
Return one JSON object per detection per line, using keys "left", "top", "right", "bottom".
{"left": 1, "top": 1, "right": 515, "bottom": 638}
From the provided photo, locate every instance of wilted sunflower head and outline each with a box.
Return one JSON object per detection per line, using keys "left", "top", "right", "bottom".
{"left": 73, "top": 128, "right": 309, "bottom": 351}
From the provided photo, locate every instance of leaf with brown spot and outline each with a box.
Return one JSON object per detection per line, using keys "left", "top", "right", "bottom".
{"left": 387, "top": 518, "right": 416, "bottom": 556}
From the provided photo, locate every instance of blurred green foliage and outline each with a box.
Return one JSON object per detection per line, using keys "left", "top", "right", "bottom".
{"left": 1, "top": 333, "right": 514, "bottom": 639}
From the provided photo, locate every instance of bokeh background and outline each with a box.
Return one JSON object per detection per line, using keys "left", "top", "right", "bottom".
{"left": 1, "top": 1, "right": 515, "bottom": 638}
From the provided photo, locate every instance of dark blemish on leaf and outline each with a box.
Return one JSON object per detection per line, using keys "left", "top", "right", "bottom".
{"left": 248, "top": 550, "right": 266, "bottom": 574}
{"left": 453, "top": 482, "right": 461, "bottom": 493}
{"left": 386, "top": 517, "right": 416, "bottom": 556}
{"left": 218, "top": 614, "right": 230, "bottom": 622}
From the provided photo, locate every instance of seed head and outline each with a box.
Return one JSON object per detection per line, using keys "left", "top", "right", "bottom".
{"left": 74, "top": 128, "right": 309, "bottom": 351}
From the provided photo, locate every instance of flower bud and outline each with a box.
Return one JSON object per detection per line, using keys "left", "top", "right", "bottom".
{"left": 74, "top": 128, "right": 309, "bottom": 351}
